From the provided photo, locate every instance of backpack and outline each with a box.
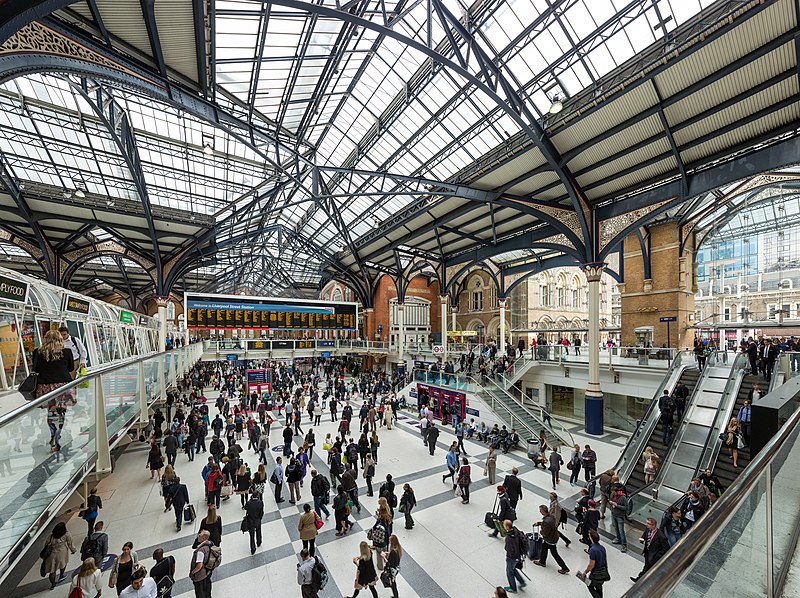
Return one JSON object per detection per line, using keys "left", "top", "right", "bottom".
{"left": 626, "top": 495, "right": 635, "bottom": 518}
{"left": 311, "top": 558, "right": 329, "bottom": 590}
{"left": 68, "top": 587, "right": 83, "bottom": 598}
{"left": 80, "top": 534, "right": 100, "bottom": 561}
{"left": 368, "top": 521, "right": 386, "bottom": 546}
{"left": 213, "top": 474, "right": 223, "bottom": 491}
{"left": 516, "top": 529, "right": 528, "bottom": 556}
{"left": 205, "top": 544, "right": 222, "bottom": 571}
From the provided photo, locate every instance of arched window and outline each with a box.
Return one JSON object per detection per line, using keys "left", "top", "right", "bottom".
{"left": 332, "top": 288, "right": 343, "bottom": 302}
{"left": 557, "top": 273, "right": 566, "bottom": 307}
{"left": 471, "top": 277, "right": 484, "bottom": 311}
{"left": 539, "top": 273, "right": 550, "bottom": 307}
{"left": 571, "top": 276, "right": 581, "bottom": 308}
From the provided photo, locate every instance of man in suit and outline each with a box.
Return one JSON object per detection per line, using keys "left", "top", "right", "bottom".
{"left": 763, "top": 339, "right": 779, "bottom": 381}
{"left": 746, "top": 337, "right": 758, "bottom": 376}
{"left": 244, "top": 492, "right": 264, "bottom": 554}
{"left": 170, "top": 477, "right": 190, "bottom": 531}
{"left": 630, "top": 517, "right": 671, "bottom": 582}
{"left": 737, "top": 400, "right": 752, "bottom": 446}
{"left": 503, "top": 467, "right": 523, "bottom": 509}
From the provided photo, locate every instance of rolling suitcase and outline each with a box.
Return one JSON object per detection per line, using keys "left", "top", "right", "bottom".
{"left": 526, "top": 532, "right": 543, "bottom": 561}
{"left": 485, "top": 495, "right": 499, "bottom": 528}
{"left": 184, "top": 504, "right": 196, "bottom": 523}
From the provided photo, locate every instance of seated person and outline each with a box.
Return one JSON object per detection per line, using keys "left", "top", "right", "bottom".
{"left": 467, "top": 419, "right": 476, "bottom": 439}
{"left": 502, "top": 428, "right": 520, "bottom": 453}
{"left": 476, "top": 422, "right": 488, "bottom": 442}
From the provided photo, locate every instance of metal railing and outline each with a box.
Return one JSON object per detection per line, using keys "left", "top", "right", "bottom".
{"left": 470, "top": 375, "right": 574, "bottom": 450}
{"left": 625, "top": 378, "right": 800, "bottom": 598}
{"left": 205, "top": 339, "right": 390, "bottom": 353}
{"left": 695, "top": 352, "right": 749, "bottom": 475}
{"left": 532, "top": 344, "right": 678, "bottom": 369}
{"left": 603, "top": 350, "right": 695, "bottom": 488}
{"left": 0, "top": 343, "right": 201, "bottom": 582}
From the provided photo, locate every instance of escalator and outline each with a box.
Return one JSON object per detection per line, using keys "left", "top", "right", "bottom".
{"left": 604, "top": 350, "right": 697, "bottom": 491}
{"left": 469, "top": 376, "right": 574, "bottom": 450}
{"left": 624, "top": 367, "right": 701, "bottom": 495}
{"left": 706, "top": 374, "right": 758, "bottom": 493}
{"left": 630, "top": 353, "right": 748, "bottom": 523}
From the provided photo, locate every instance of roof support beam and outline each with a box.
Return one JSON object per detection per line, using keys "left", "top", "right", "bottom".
{"left": 191, "top": 0, "right": 209, "bottom": 97}
{"left": 139, "top": 0, "right": 169, "bottom": 85}
{"left": 70, "top": 80, "right": 165, "bottom": 293}
{"left": 652, "top": 81, "right": 687, "bottom": 197}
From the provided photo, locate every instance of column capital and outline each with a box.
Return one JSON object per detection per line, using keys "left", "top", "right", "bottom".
{"left": 439, "top": 294, "right": 449, "bottom": 304}
{"left": 396, "top": 302, "right": 404, "bottom": 311}
{"left": 581, "top": 262, "right": 607, "bottom": 282}
{"left": 498, "top": 297, "right": 508, "bottom": 308}
{"left": 364, "top": 307, "right": 374, "bottom": 313}
{"left": 154, "top": 296, "right": 170, "bottom": 307}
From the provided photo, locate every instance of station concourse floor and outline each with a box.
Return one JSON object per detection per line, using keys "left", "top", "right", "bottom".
{"left": 13, "top": 391, "right": 643, "bottom": 598}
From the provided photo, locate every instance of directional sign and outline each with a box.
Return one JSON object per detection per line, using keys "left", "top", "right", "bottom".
{"left": 659, "top": 317, "right": 677, "bottom": 322}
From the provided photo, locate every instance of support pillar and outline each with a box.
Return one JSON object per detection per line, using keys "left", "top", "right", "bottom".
{"left": 582, "top": 263, "right": 606, "bottom": 436}
{"left": 364, "top": 308, "right": 374, "bottom": 341}
{"left": 440, "top": 295, "right": 448, "bottom": 366}
{"left": 397, "top": 303, "right": 405, "bottom": 365}
{"left": 155, "top": 296, "right": 168, "bottom": 353}
{"left": 499, "top": 298, "right": 508, "bottom": 356}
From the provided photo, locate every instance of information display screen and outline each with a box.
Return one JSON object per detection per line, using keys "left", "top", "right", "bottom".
{"left": 185, "top": 293, "right": 358, "bottom": 330}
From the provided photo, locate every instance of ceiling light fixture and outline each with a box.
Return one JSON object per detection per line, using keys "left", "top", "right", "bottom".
{"left": 372, "top": 216, "right": 380, "bottom": 229}
{"left": 203, "top": 143, "right": 214, "bottom": 156}
{"left": 74, "top": 189, "right": 86, "bottom": 199}
{"left": 548, "top": 94, "right": 563, "bottom": 115}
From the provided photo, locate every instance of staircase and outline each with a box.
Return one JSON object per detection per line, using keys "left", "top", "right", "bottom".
{"left": 496, "top": 356, "right": 537, "bottom": 390}
{"left": 625, "top": 367, "right": 701, "bottom": 495}
{"left": 470, "top": 376, "right": 574, "bottom": 450}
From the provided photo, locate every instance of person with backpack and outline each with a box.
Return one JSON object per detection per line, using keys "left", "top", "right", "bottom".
{"left": 69, "top": 557, "right": 103, "bottom": 598}
{"left": 189, "top": 530, "right": 217, "bottom": 598}
{"left": 297, "top": 548, "right": 319, "bottom": 598}
{"left": 501, "top": 519, "right": 527, "bottom": 594}
{"left": 456, "top": 457, "right": 472, "bottom": 504}
{"left": 548, "top": 492, "right": 572, "bottom": 547}
{"left": 80, "top": 520, "right": 108, "bottom": 568}
{"left": 205, "top": 463, "right": 223, "bottom": 509}
{"left": 310, "top": 469, "right": 331, "bottom": 519}
{"left": 150, "top": 548, "right": 176, "bottom": 598}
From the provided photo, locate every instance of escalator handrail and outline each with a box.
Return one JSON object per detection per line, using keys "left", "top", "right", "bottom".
{"left": 623, "top": 377, "right": 800, "bottom": 598}
{"left": 476, "top": 376, "right": 574, "bottom": 449}
{"left": 464, "top": 375, "right": 539, "bottom": 443}
{"left": 625, "top": 350, "right": 715, "bottom": 500}
{"left": 598, "top": 349, "right": 694, "bottom": 488}
{"left": 481, "top": 375, "right": 574, "bottom": 449}
{"left": 0, "top": 346, "right": 197, "bottom": 427}
{"left": 695, "top": 352, "right": 750, "bottom": 477}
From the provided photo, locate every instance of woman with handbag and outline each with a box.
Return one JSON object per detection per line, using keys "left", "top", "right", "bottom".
{"left": 28, "top": 330, "right": 74, "bottom": 406}
{"left": 346, "top": 541, "right": 379, "bottom": 598}
{"left": 381, "top": 534, "right": 402, "bottom": 598}
{"left": 297, "top": 503, "right": 320, "bottom": 556}
{"left": 147, "top": 442, "right": 164, "bottom": 481}
{"left": 724, "top": 417, "right": 740, "bottom": 468}
{"left": 41, "top": 521, "right": 76, "bottom": 589}
{"left": 109, "top": 541, "right": 138, "bottom": 596}
{"left": 70, "top": 557, "right": 103, "bottom": 597}
{"left": 81, "top": 487, "right": 103, "bottom": 536}
{"left": 399, "top": 483, "right": 416, "bottom": 529}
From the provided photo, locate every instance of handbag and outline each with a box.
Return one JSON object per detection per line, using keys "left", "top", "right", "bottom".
{"left": 380, "top": 568, "right": 395, "bottom": 588}
{"left": 19, "top": 372, "right": 39, "bottom": 401}
{"left": 240, "top": 517, "right": 251, "bottom": 533}
{"left": 269, "top": 471, "right": 279, "bottom": 485}
{"left": 39, "top": 541, "right": 53, "bottom": 560}
{"left": 77, "top": 366, "right": 90, "bottom": 389}
{"left": 315, "top": 517, "right": 324, "bottom": 530}
{"left": 156, "top": 575, "right": 174, "bottom": 598}
{"left": 455, "top": 485, "right": 463, "bottom": 497}
{"left": 590, "top": 566, "right": 611, "bottom": 582}
{"left": 737, "top": 434, "right": 746, "bottom": 449}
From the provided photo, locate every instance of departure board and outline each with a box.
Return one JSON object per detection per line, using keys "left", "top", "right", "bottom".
{"left": 185, "top": 293, "right": 358, "bottom": 330}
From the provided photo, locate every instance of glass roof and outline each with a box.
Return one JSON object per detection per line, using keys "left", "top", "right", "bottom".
{"left": 2, "top": 0, "right": 716, "bottom": 297}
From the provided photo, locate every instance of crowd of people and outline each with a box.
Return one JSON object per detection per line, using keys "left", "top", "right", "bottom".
{"left": 37, "top": 353, "right": 658, "bottom": 598}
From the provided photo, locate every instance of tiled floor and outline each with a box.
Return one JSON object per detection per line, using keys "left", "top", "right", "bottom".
{"left": 13, "top": 390, "right": 644, "bottom": 598}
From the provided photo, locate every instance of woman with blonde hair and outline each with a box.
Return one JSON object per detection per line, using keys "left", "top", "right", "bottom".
{"left": 382, "top": 535, "right": 403, "bottom": 598}
{"left": 724, "top": 417, "right": 741, "bottom": 468}
{"left": 198, "top": 505, "right": 222, "bottom": 546}
{"left": 32, "top": 329, "right": 74, "bottom": 406}
{"left": 70, "top": 557, "right": 102, "bottom": 597}
{"left": 569, "top": 443, "right": 582, "bottom": 486}
{"left": 161, "top": 464, "right": 178, "bottom": 511}
{"left": 642, "top": 446, "right": 659, "bottom": 485}
{"left": 346, "top": 541, "right": 378, "bottom": 598}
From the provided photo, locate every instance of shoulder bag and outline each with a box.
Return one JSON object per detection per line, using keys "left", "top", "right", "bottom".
{"left": 19, "top": 353, "right": 40, "bottom": 401}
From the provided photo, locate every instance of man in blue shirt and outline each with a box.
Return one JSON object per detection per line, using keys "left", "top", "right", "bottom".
{"left": 737, "top": 399, "right": 752, "bottom": 447}
{"left": 581, "top": 530, "right": 608, "bottom": 598}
